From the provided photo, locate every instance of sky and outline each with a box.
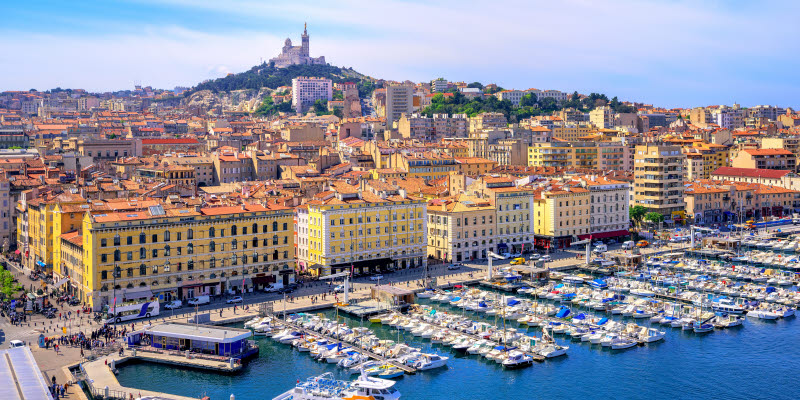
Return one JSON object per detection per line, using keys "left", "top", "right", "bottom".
{"left": 2, "top": 0, "right": 799, "bottom": 108}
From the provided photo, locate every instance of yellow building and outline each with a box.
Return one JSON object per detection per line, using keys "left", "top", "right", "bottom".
{"left": 81, "top": 203, "right": 295, "bottom": 310}
{"left": 300, "top": 181, "right": 427, "bottom": 277}
{"left": 391, "top": 152, "right": 458, "bottom": 181}
{"left": 467, "top": 176, "right": 534, "bottom": 254}
{"left": 527, "top": 142, "right": 597, "bottom": 169}
{"left": 17, "top": 193, "right": 86, "bottom": 272}
{"left": 683, "top": 142, "right": 731, "bottom": 180}
{"left": 551, "top": 123, "right": 594, "bottom": 142}
{"left": 370, "top": 168, "right": 408, "bottom": 181}
{"left": 455, "top": 157, "right": 497, "bottom": 176}
{"left": 533, "top": 183, "right": 591, "bottom": 249}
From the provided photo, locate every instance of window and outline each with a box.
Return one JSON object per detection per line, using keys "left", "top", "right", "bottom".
{"left": 127, "top": 251, "right": 133, "bottom": 261}
{"left": 273, "top": 235, "right": 279, "bottom": 245}
{"left": 188, "top": 260, "right": 194, "bottom": 270}
{"left": 232, "top": 239, "right": 238, "bottom": 250}
{"left": 101, "top": 254, "right": 108, "bottom": 263}
{"left": 284, "top": 236, "right": 288, "bottom": 244}
{"left": 164, "top": 245, "right": 171, "bottom": 256}
{"left": 209, "top": 227, "right": 215, "bottom": 238}
{"left": 232, "top": 225, "right": 238, "bottom": 235}
{"left": 152, "top": 234, "right": 157, "bottom": 243}
{"left": 140, "top": 247, "right": 146, "bottom": 259}
{"left": 188, "top": 243, "right": 194, "bottom": 254}
{"left": 273, "top": 221, "right": 278, "bottom": 231}
{"left": 164, "top": 231, "right": 171, "bottom": 241}
{"left": 252, "top": 223, "right": 258, "bottom": 233}
{"left": 209, "top": 257, "right": 216, "bottom": 268}
{"left": 113, "top": 250, "right": 121, "bottom": 262}
{"left": 262, "top": 224, "right": 268, "bottom": 233}
{"left": 139, "top": 264, "right": 147, "bottom": 276}
{"left": 126, "top": 236, "right": 132, "bottom": 245}
{"left": 126, "top": 267, "right": 133, "bottom": 277}
{"left": 243, "top": 226, "right": 248, "bottom": 235}
{"left": 113, "top": 235, "right": 120, "bottom": 246}
{"left": 139, "top": 232, "right": 146, "bottom": 244}
{"left": 209, "top": 241, "right": 216, "bottom": 252}
{"left": 252, "top": 237, "right": 258, "bottom": 247}
{"left": 187, "top": 229, "right": 193, "bottom": 240}
{"left": 273, "top": 250, "right": 279, "bottom": 260}
{"left": 101, "top": 238, "right": 107, "bottom": 247}
{"left": 152, "top": 249, "right": 158, "bottom": 257}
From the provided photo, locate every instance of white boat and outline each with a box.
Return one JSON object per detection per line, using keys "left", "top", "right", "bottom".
{"left": 502, "top": 351, "right": 533, "bottom": 369}
{"left": 413, "top": 354, "right": 448, "bottom": 370}
{"left": 610, "top": 337, "right": 638, "bottom": 350}
{"left": 537, "top": 343, "right": 568, "bottom": 358}
{"left": 272, "top": 372, "right": 400, "bottom": 400}
{"left": 712, "top": 298, "right": 745, "bottom": 314}
{"left": 747, "top": 309, "right": 780, "bottom": 320}
{"left": 640, "top": 328, "right": 665, "bottom": 343}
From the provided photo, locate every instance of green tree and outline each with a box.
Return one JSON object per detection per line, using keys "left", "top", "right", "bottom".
{"left": 333, "top": 91, "right": 343, "bottom": 100}
{"left": 467, "top": 82, "right": 484, "bottom": 89}
{"left": 644, "top": 212, "right": 665, "bottom": 225}
{"left": 519, "top": 93, "right": 538, "bottom": 108}
{"left": 629, "top": 205, "right": 647, "bottom": 228}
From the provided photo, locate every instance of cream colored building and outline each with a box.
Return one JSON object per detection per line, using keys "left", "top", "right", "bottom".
{"left": 633, "top": 144, "right": 686, "bottom": 221}
{"left": 426, "top": 194, "right": 496, "bottom": 262}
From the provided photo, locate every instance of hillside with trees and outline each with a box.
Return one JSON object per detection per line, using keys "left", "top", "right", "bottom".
{"left": 188, "top": 63, "right": 376, "bottom": 97}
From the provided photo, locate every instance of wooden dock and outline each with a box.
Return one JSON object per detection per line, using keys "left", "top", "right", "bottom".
{"left": 281, "top": 320, "right": 417, "bottom": 374}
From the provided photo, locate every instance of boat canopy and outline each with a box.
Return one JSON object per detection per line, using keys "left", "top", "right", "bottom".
{"left": 573, "top": 313, "right": 587, "bottom": 320}
{"left": 478, "top": 301, "right": 487, "bottom": 307}
{"left": 766, "top": 287, "right": 776, "bottom": 293}
{"left": 597, "top": 318, "right": 609, "bottom": 325}
{"left": 507, "top": 299, "right": 520, "bottom": 306}
{"left": 555, "top": 307, "right": 571, "bottom": 319}
{"left": 554, "top": 284, "right": 564, "bottom": 289}
{"left": 451, "top": 296, "right": 461, "bottom": 302}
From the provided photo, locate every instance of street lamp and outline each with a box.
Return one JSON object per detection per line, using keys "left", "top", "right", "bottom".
{"left": 112, "top": 264, "right": 121, "bottom": 327}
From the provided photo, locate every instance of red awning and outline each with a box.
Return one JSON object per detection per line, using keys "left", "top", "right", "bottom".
{"left": 578, "top": 230, "right": 630, "bottom": 240}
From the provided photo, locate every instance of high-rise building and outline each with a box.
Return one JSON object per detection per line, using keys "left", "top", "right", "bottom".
{"left": 292, "top": 77, "right": 333, "bottom": 113}
{"left": 385, "top": 83, "right": 414, "bottom": 125}
{"left": 633, "top": 144, "right": 686, "bottom": 221}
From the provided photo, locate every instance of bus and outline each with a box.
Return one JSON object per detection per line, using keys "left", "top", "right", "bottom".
{"left": 105, "top": 299, "right": 159, "bottom": 324}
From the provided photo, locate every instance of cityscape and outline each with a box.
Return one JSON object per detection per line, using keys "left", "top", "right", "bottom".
{"left": 1, "top": 2, "right": 800, "bottom": 400}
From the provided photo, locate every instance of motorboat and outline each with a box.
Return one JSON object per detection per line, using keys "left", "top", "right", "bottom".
{"left": 693, "top": 323, "right": 714, "bottom": 334}
{"left": 413, "top": 354, "right": 448, "bottom": 370}
{"left": 640, "top": 328, "right": 665, "bottom": 343}
{"left": 501, "top": 351, "right": 533, "bottom": 369}
{"left": 610, "top": 337, "right": 638, "bottom": 350}
{"left": 712, "top": 298, "right": 745, "bottom": 314}
{"left": 713, "top": 314, "right": 744, "bottom": 328}
{"left": 271, "top": 372, "right": 401, "bottom": 400}
{"left": 747, "top": 309, "right": 780, "bottom": 320}
{"left": 536, "top": 343, "right": 568, "bottom": 358}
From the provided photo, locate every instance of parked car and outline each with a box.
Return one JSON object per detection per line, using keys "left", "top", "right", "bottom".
{"left": 509, "top": 253, "right": 522, "bottom": 258}
{"left": 370, "top": 274, "right": 384, "bottom": 281}
{"left": 164, "top": 300, "right": 182, "bottom": 310}
{"left": 187, "top": 295, "right": 211, "bottom": 306}
{"left": 510, "top": 257, "right": 526, "bottom": 265}
{"left": 447, "top": 263, "right": 463, "bottom": 270}
{"left": 540, "top": 255, "right": 552, "bottom": 262}
{"left": 226, "top": 296, "right": 243, "bottom": 304}
{"left": 8, "top": 340, "right": 25, "bottom": 348}
{"left": 637, "top": 240, "right": 650, "bottom": 248}
{"left": 499, "top": 253, "right": 511, "bottom": 259}
{"left": 529, "top": 253, "right": 541, "bottom": 260}
{"left": 621, "top": 240, "right": 635, "bottom": 250}
{"left": 264, "top": 283, "right": 284, "bottom": 293}
{"left": 277, "top": 287, "right": 295, "bottom": 294}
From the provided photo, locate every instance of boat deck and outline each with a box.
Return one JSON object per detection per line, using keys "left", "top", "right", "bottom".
{"left": 338, "top": 300, "right": 396, "bottom": 318}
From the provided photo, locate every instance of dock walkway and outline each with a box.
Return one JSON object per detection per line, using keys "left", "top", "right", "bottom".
{"left": 82, "top": 354, "right": 200, "bottom": 400}
{"left": 281, "top": 320, "right": 417, "bottom": 374}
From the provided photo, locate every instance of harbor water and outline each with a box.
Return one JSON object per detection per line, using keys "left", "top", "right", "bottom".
{"left": 116, "top": 301, "right": 800, "bottom": 400}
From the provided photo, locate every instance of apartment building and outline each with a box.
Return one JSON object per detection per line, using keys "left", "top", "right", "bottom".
{"left": 468, "top": 177, "right": 534, "bottom": 254}
{"left": 684, "top": 180, "right": 800, "bottom": 225}
{"left": 589, "top": 106, "right": 614, "bottom": 129}
{"left": 581, "top": 175, "right": 630, "bottom": 239}
{"left": 532, "top": 183, "right": 590, "bottom": 249}
{"left": 633, "top": 144, "right": 686, "bottom": 221}
{"left": 427, "top": 194, "right": 496, "bottom": 262}
{"left": 469, "top": 112, "right": 507, "bottom": 132}
{"left": 488, "top": 139, "right": 528, "bottom": 166}
{"left": 731, "top": 149, "right": 796, "bottom": 172}
{"left": 527, "top": 142, "right": 597, "bottom": 169}
{"left": 391, "top": 152, "right": 458, "bottom": 181}
{"left": 303, "top": 181, "right": 427, "bottom": 277}
{"left": 682, "top": 142, "right": 731, "bottom": 180}
{"left": 385, "top": 83, "right": 414, "bottom": 125}
{"left": 78, "top": 203, "right": 295, "bottom": 310}
{"left": 292, "top": 77, "right": 333, "bottom": 113}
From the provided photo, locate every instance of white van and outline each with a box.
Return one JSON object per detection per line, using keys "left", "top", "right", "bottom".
{"left": 187, "top": 295, "right": 210, "bottom": 306}
{"left": 9, "top": 340, "right": 25, "bottom": 348}
{"left": 621, "top": 241, "right": 635, "bottom": 250}
{"left": 264, "top": 283, "right": 284, "bottom": 293}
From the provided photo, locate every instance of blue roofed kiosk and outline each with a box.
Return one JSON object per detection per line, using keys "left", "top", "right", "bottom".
{"left": 126, "top": 322, "right": 258, "bottom": 361}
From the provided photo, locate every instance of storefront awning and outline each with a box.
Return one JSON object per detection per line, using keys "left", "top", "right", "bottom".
{"left": 53, "top": 277, "right": 69, "bottom": 289}
{"left": 331, "top": 257, "right": 392, "bottom": 271}
{"left": 578, "top": 230, "right": 630, "bottom": 240}
{"left": 36, "top": 261, "right": 46, "bottom": 268}
{"left": 14, "top": 249, "right": 20, "bottom": 255}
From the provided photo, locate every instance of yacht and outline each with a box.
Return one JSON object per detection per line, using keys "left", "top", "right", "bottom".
{"left": 712, "top": 298, "right": 745, "bottom": 314}
{"left": 271, "top": 372, "right": 401, "bottom": 400}
{"left": 502, "top": 351, "right": 534, "bottom": 369}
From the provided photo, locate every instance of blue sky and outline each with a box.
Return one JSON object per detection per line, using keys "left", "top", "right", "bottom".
{"left": 2, "top": 0, "right": 799, "bottom": 108}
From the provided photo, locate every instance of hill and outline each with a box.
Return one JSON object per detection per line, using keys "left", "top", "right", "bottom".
{"left": 188, "top": 63, "right": 376, "bottom": 97}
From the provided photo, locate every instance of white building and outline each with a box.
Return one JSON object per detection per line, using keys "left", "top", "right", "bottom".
{"left": 291, "top": 77, "right": 332, "bottom": 113}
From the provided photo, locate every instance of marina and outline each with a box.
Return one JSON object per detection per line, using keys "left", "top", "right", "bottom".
{"left": 110, "top": 240, "right": 800, "bottom": 400}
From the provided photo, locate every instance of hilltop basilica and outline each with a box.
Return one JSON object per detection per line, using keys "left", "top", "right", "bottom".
{"left": 269, "top": 23, "right": 327, "bottom": 68}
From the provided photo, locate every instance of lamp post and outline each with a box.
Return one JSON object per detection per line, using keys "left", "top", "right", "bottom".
{"left": 112, "top": 264, "right": 121, "bottom": 327}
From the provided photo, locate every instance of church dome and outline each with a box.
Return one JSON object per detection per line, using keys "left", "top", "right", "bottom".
{"left": 284, "top": 38, "right": 292, "bottom": 46}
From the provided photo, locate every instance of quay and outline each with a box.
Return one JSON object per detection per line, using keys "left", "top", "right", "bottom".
{"left": 279, "top": 319, "right": 418, "bottom": 374}
{"left": 81, "top": 354, "right": 199, "bottom": 400}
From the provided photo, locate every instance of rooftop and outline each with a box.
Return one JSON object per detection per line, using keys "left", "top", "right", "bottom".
{"left": 143, "top": 322, "right": 251, "bottom": 344}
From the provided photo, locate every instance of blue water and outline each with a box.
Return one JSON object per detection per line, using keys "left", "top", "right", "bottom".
{"left": 117, "top": 302, "right": 800, "bottom": 400}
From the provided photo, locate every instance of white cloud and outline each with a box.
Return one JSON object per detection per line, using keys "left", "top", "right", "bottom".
{"left": 4, "top": 0, "right": 800, "bottom": 106}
